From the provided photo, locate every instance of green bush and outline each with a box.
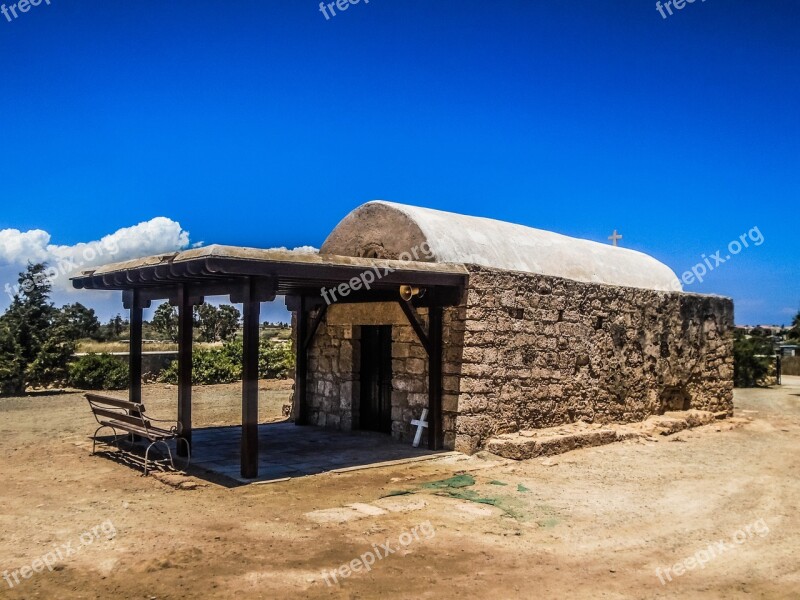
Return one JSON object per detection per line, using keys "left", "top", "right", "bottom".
{"left": 68, "top": 354, "right": 129, "bottom": 390}
{"left": 259, "top": 340, "right": 294, "bottom": 379}
{"left": 158, "top": 339, "right": 294, "bottom": 385}
{"left": 26, "top": 334, "right": 76, "bottom": 389}
{"left": 159, "top": 344, "right": 242, "bottom": 385}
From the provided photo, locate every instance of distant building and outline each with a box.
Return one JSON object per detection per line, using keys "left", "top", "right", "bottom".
{"left": 735, "top": 325, "right": 785, "bottom": 335}
{"left": 781, "top": 345, "right": 799, "bottom": 357}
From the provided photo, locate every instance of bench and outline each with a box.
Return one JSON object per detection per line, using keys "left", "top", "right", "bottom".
{"left": 86, "top": 393, "right": 190, "bottom": 476}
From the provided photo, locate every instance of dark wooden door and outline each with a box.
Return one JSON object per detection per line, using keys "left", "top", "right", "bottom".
{"left": 360, "top": 325, "right": 393, "bottom": 433}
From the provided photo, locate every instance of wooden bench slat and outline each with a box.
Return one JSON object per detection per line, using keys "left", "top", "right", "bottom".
{"left": 92, "top": 407, "right": 152, "bottom": 429}
{"left": 86, "top": 393, "right": 143, "bottom": 412}
{"left": 98, "top": 419, "right": 174, "bottom": 439}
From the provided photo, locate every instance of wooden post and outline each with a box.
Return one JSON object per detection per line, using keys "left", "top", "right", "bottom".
{"left": 295, "top": 296, "right": 309, "bottom": 426}
{"left": 177, "top": 286, "right": 194, "bottom": 457}
{"left": 129, "top": 290, "right": 143, "bottom": 406}
{"left": 241, "top": 278, "right": 261, "bottom": 479}
{"left": 427, "top": 305, "right": 443, "bottom": 450}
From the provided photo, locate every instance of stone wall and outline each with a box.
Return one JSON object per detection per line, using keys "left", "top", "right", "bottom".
{"left": 296, "top": 265, "right": 733, "bottom": 455}
{"left": 302, "top": 302, "right": 463, "bottom": 447}
{"left": 451, "top": 265, "right": 734, "bottom": 453}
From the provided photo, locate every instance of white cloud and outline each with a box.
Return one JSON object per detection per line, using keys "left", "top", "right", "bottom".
{"left": 0, "top": 219, "right": 302, "bottom": 325}
{"left": 0, "top": 217, "right": 193, "bottom": 307}
{"left": 265, "top": 245, "right": 319, "bottom": 254}
{"left": 47, "top": 216, "right": 192, "bottom": 271}
{"left": 0, "top": 228, "right": 52, "bottom": 264}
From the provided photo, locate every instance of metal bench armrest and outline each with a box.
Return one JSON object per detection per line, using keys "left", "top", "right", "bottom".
{"left": 144, "top": 415, "right": 183, "bottom": 436}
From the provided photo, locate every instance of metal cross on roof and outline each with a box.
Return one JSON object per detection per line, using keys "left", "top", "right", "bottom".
{"left": 608, "top": 230, "right": 623, "bottom": 247}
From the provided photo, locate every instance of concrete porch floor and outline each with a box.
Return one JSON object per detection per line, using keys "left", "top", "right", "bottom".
{"left": 187, "top": 421, "right": 449, "bottom": 484}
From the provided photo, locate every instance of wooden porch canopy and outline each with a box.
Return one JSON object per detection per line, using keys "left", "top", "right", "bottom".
{"left": 71, "top": 245, "right": 468, "bottom": 479}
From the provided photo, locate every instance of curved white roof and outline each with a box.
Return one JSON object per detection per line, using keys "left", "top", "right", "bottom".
{"left": 321, "top": 201, "right": 681, "bottom": 292}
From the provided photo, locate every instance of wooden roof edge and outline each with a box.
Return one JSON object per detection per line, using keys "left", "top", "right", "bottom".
{"left": 70, "top": 245, "right": 470, "bottom": 285}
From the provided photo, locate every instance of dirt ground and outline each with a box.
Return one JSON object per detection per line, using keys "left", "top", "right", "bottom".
{"left": 0, "top": 378, "right": 798, "bottom": 599}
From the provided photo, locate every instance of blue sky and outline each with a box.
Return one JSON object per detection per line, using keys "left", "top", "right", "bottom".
{"left": 0, "top": 0, "right": 797, "bottom": 325}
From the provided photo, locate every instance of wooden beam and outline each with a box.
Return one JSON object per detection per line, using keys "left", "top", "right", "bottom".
{"left": 177, "top": 286, "right": 194, "bottom": 457}
{"left": 121, "top": 280, "right": 276, "bottom": 306}
{"left": 427, "top": 305, "right": 443, "bottom": 450}
{"left": 129, "top": 291, "right": 143, "bottom": 406}
{"left": 398, "top": 301, "right": 431, "bottom": 356}
{"left": 123, "top": 290, "right": 149, "bottom": 440}
{"left": 295, "top": 296, "right": 309, "bottom": 426}
{"left": 241, "top": 278, "right": 261, "bottom": 479}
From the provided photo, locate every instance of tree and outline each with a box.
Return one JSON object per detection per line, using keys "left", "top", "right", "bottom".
{"left": 0, "top": 264, "right": 55, "bottom": 369}
{"left": 788, "top": 309, "right": 800, "bottom": 342}
{"left": 194, "top": 303, "right": 241, "bottom": 343}
{"left": 108, "top": 314, "right": 127, "bottom": 338}
{"left": 151, "top": 303, "right": 179, "bottom": 342}
{"left": 733, "top": 330, "right": 773, "bottom": 388}
{"left": 0, "top": 263, "right": 75, "bottom": 394}
{"left": 0, "top": 323, "right": 23, "bottom": 395}
{"left": 96, "top": 314, "right": 128, "bottom": 342}
{"left": 55, "top": 303, "right": 101, "bottom": 341}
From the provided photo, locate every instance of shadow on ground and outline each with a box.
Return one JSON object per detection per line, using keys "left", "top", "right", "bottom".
{"left": 92, "top": 421, "right": 447, "bottom": 487}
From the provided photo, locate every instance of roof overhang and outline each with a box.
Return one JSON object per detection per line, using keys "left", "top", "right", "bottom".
{"left": 71, "top": 245, "right": 469, "bottom": 308}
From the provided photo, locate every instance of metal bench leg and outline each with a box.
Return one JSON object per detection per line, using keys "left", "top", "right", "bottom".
{"left": 162, "top": 441, "right": 175, "bottom": 471}
{"left": 144, "top": 440, "right": 175, "bottom": 476}
{"left": 92, "top": 425, "right": 119, "bottom": 455}
{"left": 176, "top": 437, "right": 191, "bottom": 472}
{"left": 144, "top": 441, "right": 163, "bottom": 476}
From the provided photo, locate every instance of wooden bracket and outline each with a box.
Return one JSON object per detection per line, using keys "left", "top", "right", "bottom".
{"left": 398, "top": 301, "right": 432, "bottom": 356}
{"left": 303, "top": 304, "right": 329, "bottom": 352}
{"left": 230, "top": 278, "right": 276, "bottom": 304}
{"left": 122, "top": 289, "right": 152, "bottom": 310}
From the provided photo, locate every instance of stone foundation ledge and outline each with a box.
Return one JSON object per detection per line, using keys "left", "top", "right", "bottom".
{"left": 485, "top": 410, "right": 730, "bottom": 461}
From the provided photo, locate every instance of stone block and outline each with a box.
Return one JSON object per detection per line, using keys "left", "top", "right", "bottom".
{"left": 454, "top": 434, "right": 480, "bottom": 454}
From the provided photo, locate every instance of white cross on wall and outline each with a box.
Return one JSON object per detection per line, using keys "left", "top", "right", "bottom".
{"left": 411, "top": 408, "right": 429, "bottom": 448}
{"left": 608, "top": 230, "right": 623, "bottom": 246}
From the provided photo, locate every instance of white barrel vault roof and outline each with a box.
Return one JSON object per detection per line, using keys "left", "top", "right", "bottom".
{"left": 321, "top": 201, "right": 682, "bottom": 292}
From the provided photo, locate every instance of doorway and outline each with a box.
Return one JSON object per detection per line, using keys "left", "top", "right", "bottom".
{"left": 359, "top": 325, "right": 393, "bottom": 433}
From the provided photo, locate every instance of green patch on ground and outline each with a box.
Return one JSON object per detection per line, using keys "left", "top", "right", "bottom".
{"left": 440, "top": 489, "right": 527, "bottom": 521}
{"left": 533, "top": 504, "right": 560, "bottom": 528}
{"left": 421, "top": 474, "right": 476, "bottom": 489}
{"left": 537, "top": 517, "right": 560, "bottom": 528}
{"left": 444, "top": 489, "right": 500, "bottom": 506}
{"left": 416, "top": 474, "right": 531, "bottom": 521}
